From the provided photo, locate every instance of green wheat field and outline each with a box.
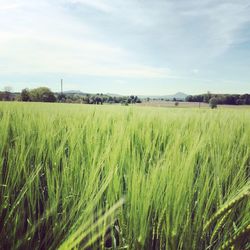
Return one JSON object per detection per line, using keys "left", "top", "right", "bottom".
{"left": 0, "top": 102, "right": 249, "bottom": 250}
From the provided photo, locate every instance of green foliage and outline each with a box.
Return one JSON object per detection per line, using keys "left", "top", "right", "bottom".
{"left": 21, "top": 88, "right": 31, "bottom": 102}
{"left": 29, "top": 87, "right": 56, "bottom": 102}
{"left": 57, "top": 93, "right": 66, "bottom": 102}
{"left": 186, "top": 93, "right": 250, "bottom": 105}
{"left": 209, "top": 97, "right": 218, "bottom": 109}
{"left": 0, "top": 87, "right": 13, "bottom": 101}
{"left": 0, "top": 103, "right": 249, "bottom": 249}
{"left": 59, "top": 93, "right": 141, "bottom": 104}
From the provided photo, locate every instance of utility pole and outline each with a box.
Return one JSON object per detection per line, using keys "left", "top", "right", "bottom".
{"left": 61, "top": 79, "right": 63, "bottom": 94}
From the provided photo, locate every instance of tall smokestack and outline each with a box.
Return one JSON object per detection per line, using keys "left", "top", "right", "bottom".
{"left": 61, "top": 79, "right": 63, "bottom": 94}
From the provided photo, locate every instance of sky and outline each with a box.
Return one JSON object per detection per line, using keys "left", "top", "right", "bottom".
{"left": 0, "top": 0, "right": 250, "bottom": 95}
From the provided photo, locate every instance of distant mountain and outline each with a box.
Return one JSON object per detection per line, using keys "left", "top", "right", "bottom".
{"left": 63, "top": 90, "right": 85, "bottom": 94}
{"left": 139, "top": 92, "right": 188, "bottom": 100}
{"left": 105, "top": 93, "right": 123, "bottom": 97}
{"left": 171, "top": 92, "right": 188, "bottom": 100}
{"left": 62, "top": 91, "right": 188, "bottom": 100}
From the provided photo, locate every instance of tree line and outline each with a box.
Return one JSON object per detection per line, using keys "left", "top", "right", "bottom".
{"left": 0, "top": 87, "right": 142, "bottom": 105}
{"left": 186, "top": 93, "right": 250, "bottom": 105}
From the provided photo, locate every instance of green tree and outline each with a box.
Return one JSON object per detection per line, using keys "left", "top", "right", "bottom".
{"left": 57, "top": 93, "right": 66, "bottom": 102}
{"left": 236, "top": 99, "right": 245, "bottom": 105}
{"left": 30, "top": 87, "right": 56, "bottom": 102}
{"left": 209, "top": 97, "right": 218, "bottom": 109}
{"left": 21, "top": 89, "right": 30, "bottom": 101}
{"left": 2, "top": 86, "right": 12, "bottom": 101}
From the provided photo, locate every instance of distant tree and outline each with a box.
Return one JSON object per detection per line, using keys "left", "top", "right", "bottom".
{"left": 57, "top": 93, "right": 66, "bottom": 102}
{"left": 21, "top": 88, "right": 30, "bottom": 101}
{"left": 209, "top": 97, "right": 218, "bottom": 109}
{"left": 185, "top": 95, "right": 193, "bottom": 102}
{"left": 236, "top": 99, "right": 245, "bottom": 105}
{"left": 203, "top": 91, "right": 212, "bottom": 103}
{"left": 102, "top": 96, "right": 107, "bottom": 103}
{"left": 186, "top": 93, "right": 250, "bottom": 106}
{"left": 2, "top": 86, "right": 12, "bottom": 101}
{"left": 89, "top": 97, "right": 94, "bottom": 104}
{"left": 41, "top": 90, "right": 56, "bottom": 102}
{"left": 175, "top": 101, "right": 179, "bottom": 107}
{"left": 107, "top": 96, "right": 114, "bottom": 103}
{"left": 82, "top": 96, "right": 90, "bottom": 104}
{"left": 241, "top": 94, "right": 250, "bottom": 104}
{"left": 224, "top": 95, "right": 237, "bottom": 105}
{"left": 94, "top": 96, "right": 102, "bottom": 104}
{"left": 15, "top": 94, "right": 21, "bottom": 101}
{"left": 30, "top": 87, "right": 56, "bottom": 102}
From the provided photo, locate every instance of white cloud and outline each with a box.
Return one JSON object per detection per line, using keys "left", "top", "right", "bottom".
{"left": 177, "top": 1, "right": 250, "bottom": 56}
{"left": 67, "top": 0, "right": 114, "bottom": 13}
{"left": 0, "top": 29, "right": 169, "bottom": 77}
{"left": 0, "top": 3, "right": 21, "bottom": 11}
{"left": 0, "top": 0, "right": 172, "bottom": 78}
{"left": 0, "top": 0, "right": 250, "bottom": 93}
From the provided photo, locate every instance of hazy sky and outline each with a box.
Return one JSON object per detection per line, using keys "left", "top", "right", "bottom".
{"left": 0, "top": 0, "right": 250, "bottom": 95}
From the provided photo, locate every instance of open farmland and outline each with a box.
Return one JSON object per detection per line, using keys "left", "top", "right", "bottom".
{"left": 137, "top": 101, "right": 250, "bottom": 109}
{"left": 0, "top": 102, "right": 249, "bottom": 250}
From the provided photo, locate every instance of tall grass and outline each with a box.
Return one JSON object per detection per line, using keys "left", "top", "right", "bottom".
{"left": 0, "top": 102, "right": 249, "bottom": 249}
